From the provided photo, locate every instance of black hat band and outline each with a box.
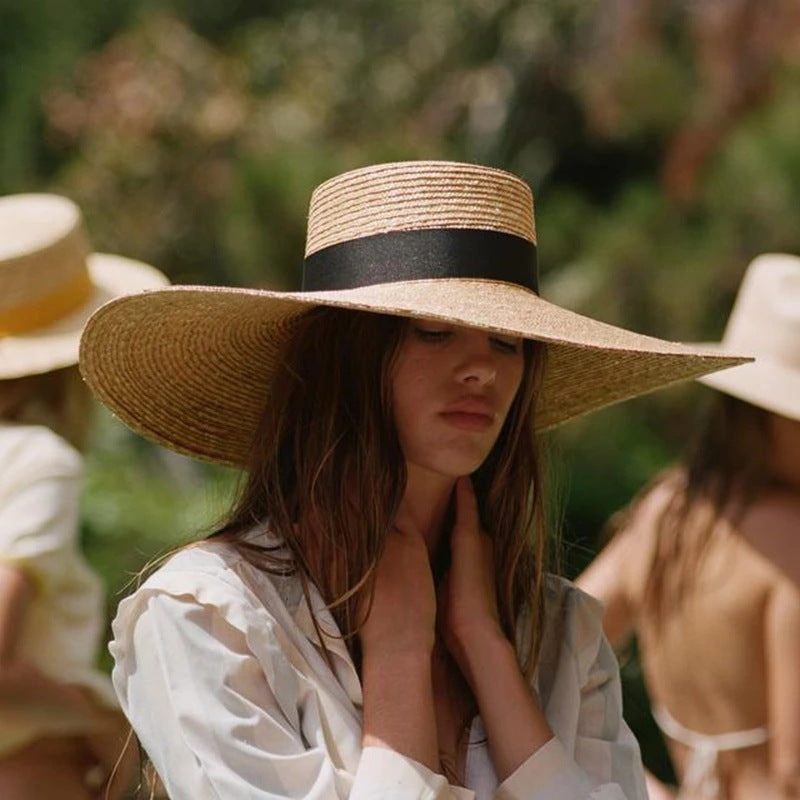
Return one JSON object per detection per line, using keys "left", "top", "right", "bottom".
{"left": 302, "top": 228, "right": 538, "bottom": 292}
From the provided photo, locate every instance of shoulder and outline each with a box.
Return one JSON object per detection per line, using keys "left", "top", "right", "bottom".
{"left": 112, "top": 534, "right": 299, "bottom": 644}
{"left": 120, "top": 539, "right": 266, "bottom": 611}
{"left": 587, "top": 471, "right": 682, "bottom": 572}
{"left": 109, "top": 534, "right": 313, "bottom": 713}
{"left": 540, "top": 574, "right": 608, "bottom": 673}
{"left": 535, "top": 575, "right": 618, "bottom": 698}
{"left": 0, "top": 424, "right": 82, "bottom": 482}
{"left": 584, "top": 470, "right": 683, "bottom": 600}
{"left": 543, "top": 573, "right": 604, "bottom": 645}
{"left": 619, "top": 469, "right": 683, "bottom": 536}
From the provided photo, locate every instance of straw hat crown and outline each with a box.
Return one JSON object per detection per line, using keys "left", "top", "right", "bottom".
{"left": 0, "top": 194, "right": 168, "bottom": 379}
{"left": 79, "top": 160, "right": 749, "bottom": 466}
{"left": 699, "top": 253, "right": 800, "bottom": 420}
{"left": 0, "top": 195, "right": 93, "bottom": 337}
{"left": 305, "top": 161, "right": 535, "bottom": 255}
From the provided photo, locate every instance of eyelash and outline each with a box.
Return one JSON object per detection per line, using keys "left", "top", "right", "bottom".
{"left": 491, "top": 337, "right": 520, "bottom": 354}
{"left": 413, "top": 327, "right": 450, "bottom": 342}
{"left": 412, "top": 327, "right": 520, "bottom": 354}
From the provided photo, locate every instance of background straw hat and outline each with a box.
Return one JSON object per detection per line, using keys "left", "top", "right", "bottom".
{"left": 80, "top": 161, "right": 748, "bottom": 466}
{"left": 0, "top": 194, "right": 169, "bottom": 379}
{"left": 698, "top": 252, "right": 800, "bottom": 421}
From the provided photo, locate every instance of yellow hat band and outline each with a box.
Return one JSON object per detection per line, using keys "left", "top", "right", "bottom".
{"left": 0, "top": 268, "right": 93, "bottom": 336}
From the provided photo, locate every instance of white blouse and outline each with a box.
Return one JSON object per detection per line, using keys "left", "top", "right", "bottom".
{"left": 0, "top": 424, "right": 119, "bottom": 755}
{"left": 110, "top": 533, "right": 647, "bottom": 799}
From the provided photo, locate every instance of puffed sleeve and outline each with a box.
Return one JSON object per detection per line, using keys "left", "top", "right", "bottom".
{"left": 0, "top": 427, "right": 82, "bottom": 589}
{"left": 111, "top": 569, "right": 459, "bottom": 800}
{"left": 494, "top": 582, "right": 647, "bottom": 800}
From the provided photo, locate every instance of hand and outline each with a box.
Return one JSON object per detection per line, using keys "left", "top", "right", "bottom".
{"left": 439, "top": 478, "right": 553, "bottom": 779}
{"left": 439, "top": 476, "right": 505, "bottom": 681}
{"left": 359, "top": 512, "right": 436, "bottom": 660}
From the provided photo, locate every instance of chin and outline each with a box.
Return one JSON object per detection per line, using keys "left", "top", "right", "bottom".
{"left": 420, "top": 453, "right": 490, "bottom": 478}
{"left": 404, "top": 439, "right": 495, "bottom": 480}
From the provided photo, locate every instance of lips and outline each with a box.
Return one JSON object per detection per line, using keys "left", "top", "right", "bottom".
{"left": 439, "top": 397, "right": 497, "bottom": 432}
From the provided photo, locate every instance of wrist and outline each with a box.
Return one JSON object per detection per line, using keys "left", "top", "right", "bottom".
{"left": 361, "top": 649, "right": 438, "bottom": 771}
{"left": 361, "top": 630, "right": 434, "bottom": 664}
{"left": 361, "top": 641, "right": 433, "bottom": 670}
{"left": 455, "top": 627, "right": 515, "bottom": 688}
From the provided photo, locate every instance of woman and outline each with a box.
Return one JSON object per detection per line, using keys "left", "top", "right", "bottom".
{"left": 79, "top": 160, "right": 742, "bottom": 799}
{"left": 0, "top": 193, "right": 168, "bottom": 799}
{"left": 578, "top": 254, "right": 800, "bottom": 800}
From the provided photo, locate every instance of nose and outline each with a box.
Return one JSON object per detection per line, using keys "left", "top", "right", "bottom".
{"left": 454, "top": 336, "right": 497, "bottom": 386}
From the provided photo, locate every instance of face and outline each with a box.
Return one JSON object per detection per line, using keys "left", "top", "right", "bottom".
{"left": 391, "top": 319, "right": 525, "bottom": 480}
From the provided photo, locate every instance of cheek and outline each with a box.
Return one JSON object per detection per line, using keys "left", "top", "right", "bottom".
{"left": 391, "top": 347, "right": 432, "bottom": 402}
{"left": 390, "top": 357, "right": 427, "bottom": 433}
{"left": 500, "top": 359, "right": 525, "bottom": 410}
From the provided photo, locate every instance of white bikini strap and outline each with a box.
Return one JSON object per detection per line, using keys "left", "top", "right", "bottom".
{"left": 652, "top": 705, "right": 769, "bottom": 752}
{"left": 653, "top": 706, "right": 769, "bottom": 800}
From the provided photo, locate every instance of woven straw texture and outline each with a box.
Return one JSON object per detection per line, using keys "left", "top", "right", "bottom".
{"left": 80, "top": 280, "right": 746, "bottom": 466}
{"left": 306, "top": 161, "right": 535, "bottom": 255}
{"left": 79, "top": 160, "right": 749, "bottom": 465}
{"left": 0, "top": 216, "right": 90, "bottom": 312}
{"left": 0, "top": 194, "right": 169, "bottom": 379}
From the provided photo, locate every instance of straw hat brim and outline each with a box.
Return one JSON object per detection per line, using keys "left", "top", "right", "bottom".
{"left": 80, "top": 278, "right": 749, "bottom": 467}
{"left": 0, "top": 253, "right": 168, "bottom": 380}
{"left": 697, "top": 343, "right": 800, "bottom": 422}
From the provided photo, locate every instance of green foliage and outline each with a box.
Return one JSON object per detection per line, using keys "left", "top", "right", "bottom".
{"left": 79, "top": 408, "right": 239, "bottom": 668}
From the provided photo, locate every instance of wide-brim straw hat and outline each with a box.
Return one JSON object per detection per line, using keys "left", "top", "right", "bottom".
{"left": 0, "top": 194, "right": 169, "bottom": 379}
{"left": 80, "top": 161, "right": 747, "bottom": 467}
{"left": 697, "top": 252, "right": 800, "bottom": 421}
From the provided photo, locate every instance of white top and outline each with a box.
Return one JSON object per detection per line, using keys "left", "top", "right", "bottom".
{"left": 0, "top": 424, "right": 118, "bottom": 754}
{"left": 111, "top": 534, "right": 647, "bottom": 800}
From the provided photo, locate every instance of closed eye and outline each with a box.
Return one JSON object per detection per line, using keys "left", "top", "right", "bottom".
{"left": 412, "top": 325, "right": 453, "bottom": 343}
{"left": 490, "top": 336, "right": 521, "bottom": 354}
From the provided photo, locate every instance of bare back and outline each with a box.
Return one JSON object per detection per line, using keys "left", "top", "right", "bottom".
{"left": 580, "top": 479, "right": 800, "bottom": 799}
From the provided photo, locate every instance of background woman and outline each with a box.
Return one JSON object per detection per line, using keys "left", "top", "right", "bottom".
{"left": 578, "top": 254, "right": 800, "bottom": 800}
{"left": 0, "top": 193, "right": 167, "bottom": 799}
{"left": 79, "top": 161, "right": 742, "bottom": 799}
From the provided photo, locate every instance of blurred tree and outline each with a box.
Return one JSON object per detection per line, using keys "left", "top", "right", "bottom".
{"left": 0, "top": 0, "right": 134, "bottom": 189}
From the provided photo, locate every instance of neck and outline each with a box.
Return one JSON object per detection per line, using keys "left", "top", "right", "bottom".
{"left": 767, "top": 413, "right": 800, "bottom": 490}
{"left": 401, "top": 464, "right": 456, "bottom": 555}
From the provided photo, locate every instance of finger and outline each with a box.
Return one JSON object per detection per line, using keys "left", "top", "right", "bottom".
{"left": 454, "top": 475, "right": 480, "bottom": 534}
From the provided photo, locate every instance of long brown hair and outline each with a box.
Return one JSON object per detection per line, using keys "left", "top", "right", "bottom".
{"left": 639, "top": 393, "right": 771, "bottom": 625}
{"left": 213, "top": 306, "right": 551, "bottom": 678}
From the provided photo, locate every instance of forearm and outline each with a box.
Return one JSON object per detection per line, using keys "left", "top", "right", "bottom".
{"left": 361, "top": 649, "right": 439, "bottom": 772}
{"left": 461, "top": 629, "right": 552, "bottom": 781}
{"left": 0, "top": 659, "right": 117, "bottom": 733}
